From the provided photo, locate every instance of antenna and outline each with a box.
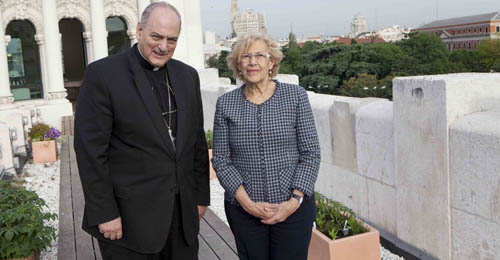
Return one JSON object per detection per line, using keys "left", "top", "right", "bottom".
{"left": 436, "top": 0, "right": 439, "bottom": 19}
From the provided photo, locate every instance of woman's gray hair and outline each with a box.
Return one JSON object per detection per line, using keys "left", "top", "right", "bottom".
{"left": 140, "top": 2, "right": 182, "bottom": 30}
{"left": 226, "top": 33, "right": 283, "bottom": 80}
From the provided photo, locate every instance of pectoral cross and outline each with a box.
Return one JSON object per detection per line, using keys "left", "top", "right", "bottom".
{"left": 168, "top": 128, "right": 176, "bottom": 151}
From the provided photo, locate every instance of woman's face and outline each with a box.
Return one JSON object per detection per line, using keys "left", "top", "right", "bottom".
{"left": 238, "top": 40, "right": 275, "bottom": 85}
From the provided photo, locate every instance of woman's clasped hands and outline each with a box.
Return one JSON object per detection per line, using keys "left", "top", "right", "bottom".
{"left": 235, "top": 185, "right": 300, "bottom": 225}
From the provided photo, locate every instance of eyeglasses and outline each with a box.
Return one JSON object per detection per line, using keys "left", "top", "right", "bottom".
{"left": 240, "top": 52, "right": 271, "bottom": 63}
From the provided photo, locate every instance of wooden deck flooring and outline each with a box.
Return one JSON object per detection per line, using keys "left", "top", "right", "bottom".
{"left": 58, "top": 136, "right": 238, "bottom": 260}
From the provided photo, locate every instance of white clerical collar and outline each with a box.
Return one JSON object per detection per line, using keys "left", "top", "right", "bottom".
{"left": 137, "top": 47, "right": 160, "bottom": 71}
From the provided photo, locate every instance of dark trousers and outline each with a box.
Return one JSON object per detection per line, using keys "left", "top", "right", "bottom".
{"left": 225, "top": 197, "right": 315, "bottom": 260}
{"left": 98, "top": 195, "right": 198, "bottom": 260}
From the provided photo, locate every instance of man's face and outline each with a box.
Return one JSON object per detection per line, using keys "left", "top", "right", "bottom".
{"left": 136, "top": 7, "right": 180, "bottom": 67}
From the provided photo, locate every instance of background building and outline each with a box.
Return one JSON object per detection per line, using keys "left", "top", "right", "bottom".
{"left": 229, "top": 0, "right": 267, "bottom": 37}
{"left": 376, "top": 25, "right": 411, "bottom": 42}
{"left": 0, "top": 0, "right": 205, "bottom": 177}
{"left": 414, "top": 11, "right": 500, "bottom": 50}
{"left": 349, "top": 15, "right": 369, "bottom": 38}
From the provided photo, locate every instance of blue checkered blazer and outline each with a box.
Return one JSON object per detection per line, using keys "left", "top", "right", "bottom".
{"left": 212, "top": 81, "right": 321, "bottom": 206}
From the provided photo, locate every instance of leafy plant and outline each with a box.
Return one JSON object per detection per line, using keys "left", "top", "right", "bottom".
{"left": 315, "top": 192, "right": 369, "bottom": 240}
{"left": 205, "top": 129, "right": 213, "bottom": 149}
{"left": 0, "top": 181, "right": 57, "bottom": 259}
{"left": 28, "top": 122, "right": 61, "bottom": 142}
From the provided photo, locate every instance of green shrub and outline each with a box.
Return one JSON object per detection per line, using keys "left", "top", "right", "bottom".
{"left": 205, "top": 129, "right": 213, "bottom": 149}
{"left": 28, "top": 123, "right": 51, "bottom": 142}
{"left": 0, "top": 181, "right": 57, "bottom": 259}
{"left": 315, "top": 192, "right": 369, "bottom": 240}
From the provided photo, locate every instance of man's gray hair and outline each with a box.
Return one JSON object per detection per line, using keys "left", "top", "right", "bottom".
{"left": 140, "top": 2, "right": 182, "bottom": 30}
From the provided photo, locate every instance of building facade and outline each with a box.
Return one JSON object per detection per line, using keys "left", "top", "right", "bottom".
{"left": 414, "top": 11, "right": 500, "bottom": 50}
{"left": 229, "top": 0, "right": 266, "bottom": 37}
{"left": 0, "top": 0, "right": 204, "bottom": 176}
{"left": 349, "top": 15, "right": 368, "bottom": 38}
{"left": 376, "top": 25, "right": 411, "bottom": 42}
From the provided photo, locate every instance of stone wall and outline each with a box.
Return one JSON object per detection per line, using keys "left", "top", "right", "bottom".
{"left": 0, "top": 71, "right": 498, "bottom": 259}
{"left": 450, "top": 111, "right": 500, "bottom": 260}
{"left": 0, "top": 101, "right": 72, "bottom": 176}
{"left": 199, "top": 73, "right": 500, "bottom": 260}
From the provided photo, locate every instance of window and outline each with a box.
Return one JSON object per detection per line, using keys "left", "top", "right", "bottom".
{"left": 497, "top": 26, "right": 500, "bottom": 32}
{"left": 468, "top": 42, "right": 471, "bottom": 48}
{"left": 480, "top": 28, "right": 482, "bottom": 32}
{"left": 486, "top": 27, "right": 489, "bottom": 33}
{"left": 59, "top": 18, "right": 86, "bottom": 83}
{"left": 6, "top": 20, "right": 43, "bottom": 100}
{"left": 106, "top": 16, "right": 130, "bottom": 56}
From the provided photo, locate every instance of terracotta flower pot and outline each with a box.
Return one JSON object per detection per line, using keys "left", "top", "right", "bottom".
{"left": 208, "top": 149, "right": 216, "bottom": 179}
{"left": 32, "top": 140, "right": 57, "bottom": 163}
{"left": 307, "top": 223, "right": 381, "bottom": 260}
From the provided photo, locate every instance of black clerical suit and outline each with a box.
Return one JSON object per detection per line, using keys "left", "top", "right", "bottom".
{"left": 74, "top": 44, "right": 210, "bottom": 254}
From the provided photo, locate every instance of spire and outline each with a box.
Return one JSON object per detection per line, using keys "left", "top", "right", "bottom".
{"left": 230, "top": 0, "right": 240, "bottom": 23}
{"left": 230, "top": 0, "right": 240, "bottom": 37}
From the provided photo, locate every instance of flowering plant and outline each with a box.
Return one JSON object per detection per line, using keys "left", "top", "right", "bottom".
{"left": 315, "top": 192, "right": 369, "bottom": 240}
{"left": 43, "top": 127, "right": 61, "bottom": 140}
{"left": 28, "top": 122, "right": 61, "bottom": 142}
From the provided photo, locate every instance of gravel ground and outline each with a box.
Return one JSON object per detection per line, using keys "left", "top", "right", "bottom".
{"left": 208, "top": 178, "right": 405, "bottom": 260}
{"left": 21, "top": 160, "right": 60, "bottom": 260}
{"left": 21, "top": 161, "right": 404, "bottom": 260}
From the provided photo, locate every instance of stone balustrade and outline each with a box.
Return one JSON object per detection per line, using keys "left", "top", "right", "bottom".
{"left": 0, "top": 72, "right": 498, "bottom": 259}
{"left": 199, "top": 72, "right": 500, "bottom": 260}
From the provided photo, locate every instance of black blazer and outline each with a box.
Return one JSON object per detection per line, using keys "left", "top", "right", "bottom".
{"left": 74, "top": 46, "right": 210, "bottom": 253}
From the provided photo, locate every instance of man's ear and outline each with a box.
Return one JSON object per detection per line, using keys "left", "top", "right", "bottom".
{"left": 136, "top": 23, "right": 142, "bottom": 39}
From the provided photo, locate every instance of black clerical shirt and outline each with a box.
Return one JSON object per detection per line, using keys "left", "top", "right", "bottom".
{"left": 133, "top": 45, "right": 177, "bottom": 147}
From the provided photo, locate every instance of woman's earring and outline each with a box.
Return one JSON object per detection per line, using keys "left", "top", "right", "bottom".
{"left": 268, "top": 70, "right": 272, "bottom": 76}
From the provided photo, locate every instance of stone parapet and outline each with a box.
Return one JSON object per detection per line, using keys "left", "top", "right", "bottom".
{"left": 199, "top": 73, "right": 500, "bottom": 260}
{"left": 450, "top": 111, "right": 500, "bottom": 259}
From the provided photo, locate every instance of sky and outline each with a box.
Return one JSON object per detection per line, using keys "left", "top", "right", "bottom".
{"left": 200, "top": 0, "right": 500, "bottom": 39}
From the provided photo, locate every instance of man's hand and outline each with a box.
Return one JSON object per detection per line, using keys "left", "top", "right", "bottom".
{"left": 198, "top": 206, "right": 208, "bottom": 219}
{"left": 98, "top": 217, "right": 123, "bottom": 240}
{"left": 260, "top": 198, "right": 300, "bottom": 225}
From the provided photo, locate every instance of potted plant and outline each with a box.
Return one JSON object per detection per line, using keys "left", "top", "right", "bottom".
{"left": 28, "top": 122, "right": 61, "bottom": 163}
{"left": 308, "top": 193, "right": 381, "bottom": 260}
{"left": 0, "top": 181, "right": 57, "bottom": 260}
{"left": 205, "top": 129, "right": 216, "bottom": 179}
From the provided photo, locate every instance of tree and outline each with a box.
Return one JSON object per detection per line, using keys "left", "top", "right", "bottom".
{"left": 339, "top": 73, "right": 391, "bottom": 99}
{"left": 449, "top": 50, "right": 482, "bottom": 72}
{"left": 207, "top": 51, "right": 234, "bottom": 83}
{"left": 397, "top": 32, "right": 454, "bottom": 74}
{"left": 288, "top": 31, "right": 297, "bottom": 49}
{"left": 477, "top": 39, "right": 500, "bottom": 72}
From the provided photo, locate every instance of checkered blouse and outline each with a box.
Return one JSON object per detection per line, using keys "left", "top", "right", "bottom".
{"left": 212, "top": 81, "right": 321, "bottom": 206}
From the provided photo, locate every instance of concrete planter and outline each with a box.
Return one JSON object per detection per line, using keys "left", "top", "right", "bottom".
{"left": 32, "top": 140, "right": 57, "bottom": 163}
{"left": 208, "top": 149, "right": 216, "bottom": 179}
{"left": 307, "top": 224, "right": 381, "bottom": 260}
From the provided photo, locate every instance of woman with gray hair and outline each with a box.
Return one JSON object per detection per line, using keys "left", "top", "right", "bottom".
{"left": 212, "top": 32, "right": 321, "bottom": 260}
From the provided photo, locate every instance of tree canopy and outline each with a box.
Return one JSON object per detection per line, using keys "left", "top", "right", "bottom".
{"left": 206, "top": 33, "right": 497, "bottom": 99}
